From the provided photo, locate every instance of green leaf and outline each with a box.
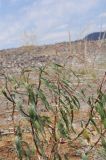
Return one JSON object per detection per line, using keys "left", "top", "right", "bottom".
{"left": 60, "top": 108, "right": 69, "bottom": 131}
{"left": 64, "top": 154, "right": 69, "bottom": 160}
{"left": 2, "top": 90, "right": 13, "bottom": 102}
{"left": 82, "top": 153, "right": 88, "bottom": 160}
{"left": 54, "top": 153, "right": 62, "bottom": 160}
{"left": 103, "top": 118, "right": 106, "bottom": 129}
{"left": 41, "top": 77, "right": 58, "bottom": 94}
{"left": 33, "top": 120, "right": 42, "bottom": 131}
{"left": 28, "top": 105, "right": 38, "bottom": 121}
{"left": 26, "top": 84, "right": 36, "bottom": 106}
{"left": 34, "top": 133, "right": 47, "bottom": 159}
{"left": 71, "top": 95, "right": 80, "bottom": 109}
{"left": 57, "top": 120, "right": 68, "bottom": 138}
{"left": 22, "top": 141, "right": 32, "bottom": 160}
{"left": 15, "top": 136, "right": 23, "bottom": 160}
{"left": 41, "top": 116, "right": 51, "bottom": 125}
{"left": 90, "top": 118, "right": 100, "bottom": 133}
{"left": 38, "top": 89, "right": 50, "bottom": 110}
{"left": 82, "top": 129, "right": 90, "bottom": 143}
{"left": 102, "top": 138, "right": 106, "bottom": 150}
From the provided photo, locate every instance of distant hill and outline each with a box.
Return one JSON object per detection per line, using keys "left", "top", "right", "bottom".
{"left": 84, "top": 32, "right": 106, "bottom": 41}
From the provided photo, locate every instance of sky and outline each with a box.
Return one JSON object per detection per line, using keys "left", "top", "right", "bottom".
{"left": 0, "top": 0, "right": 106, "bottom": 49}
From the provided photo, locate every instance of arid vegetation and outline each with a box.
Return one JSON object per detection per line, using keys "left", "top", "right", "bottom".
{"left": 0, "top": 40, "right": 106, "bottom": 159}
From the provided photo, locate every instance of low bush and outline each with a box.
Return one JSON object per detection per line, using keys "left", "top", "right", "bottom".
{"left": 2, "top": 63, "right": 106, "bottom": 159}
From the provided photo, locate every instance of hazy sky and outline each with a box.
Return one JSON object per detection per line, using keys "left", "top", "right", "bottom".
{"left": 0, "top": 0, "right": 106, "bottom": 49}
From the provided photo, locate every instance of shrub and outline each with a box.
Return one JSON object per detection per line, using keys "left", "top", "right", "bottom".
{"left": 2, "top": 63, "right": 106, "bottom": 159}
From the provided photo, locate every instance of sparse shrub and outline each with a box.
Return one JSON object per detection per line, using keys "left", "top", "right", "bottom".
{"left": 2, "top": 63, "right": 106, "bottom": 159}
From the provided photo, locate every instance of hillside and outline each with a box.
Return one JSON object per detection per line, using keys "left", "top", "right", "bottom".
{"left": 84, "top": 31, "right": 106, "bottom": 41}
{"left": 0, "top": 40, "right": 106, "bottom": 74}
